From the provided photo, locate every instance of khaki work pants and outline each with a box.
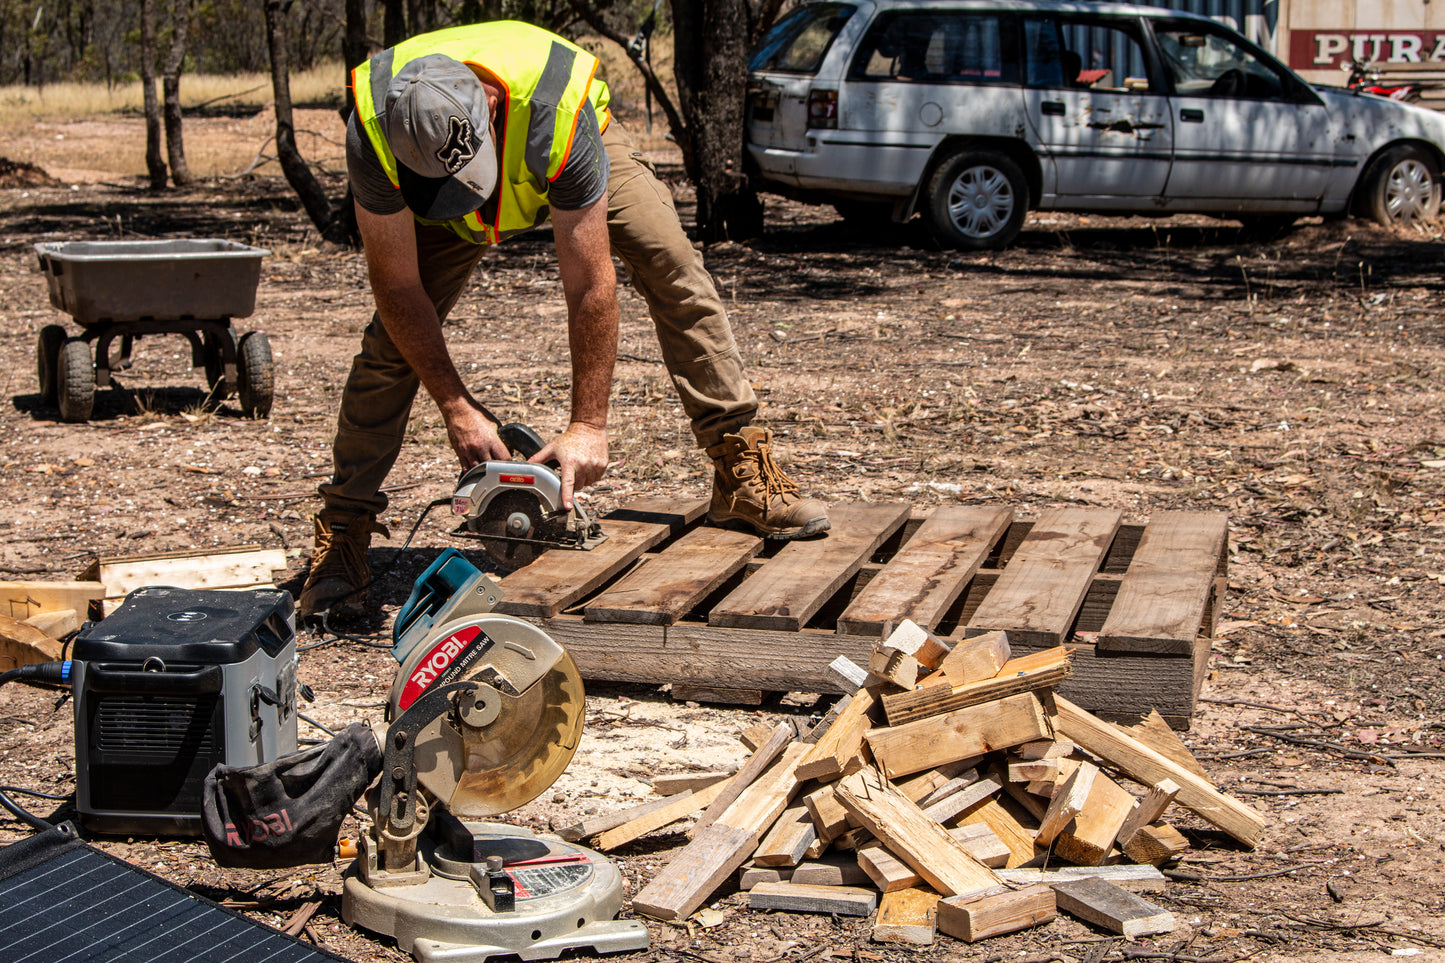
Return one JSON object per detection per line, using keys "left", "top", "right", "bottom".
{"left": 319, "top": 119, "right": 758, "bottom": 517}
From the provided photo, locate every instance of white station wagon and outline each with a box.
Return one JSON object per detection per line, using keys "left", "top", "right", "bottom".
{"left": 745, "top": 0, "right": 1445, "bottom": 248}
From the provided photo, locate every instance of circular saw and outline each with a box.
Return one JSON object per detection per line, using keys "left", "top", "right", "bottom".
{"left": 342, "top": 548, "right": 648, "bottom": 962}
{"left": 451, "top": 423, "right": 607, "bottom": 568}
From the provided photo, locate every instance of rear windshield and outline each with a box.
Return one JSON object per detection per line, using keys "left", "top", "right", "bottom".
{"left": 749, "top": 2, "right": 857, "bottom": 73}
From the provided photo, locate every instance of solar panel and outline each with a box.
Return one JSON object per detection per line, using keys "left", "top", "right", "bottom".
{"left": 0, "top": 824, "right": 347, "bottom": 963}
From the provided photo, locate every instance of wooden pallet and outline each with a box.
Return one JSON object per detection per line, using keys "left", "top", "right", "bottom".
{"left": 496, "top": 499, "right": 1227, "bottom": 729}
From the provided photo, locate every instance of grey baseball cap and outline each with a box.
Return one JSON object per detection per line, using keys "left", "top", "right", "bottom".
{"left": 383, "top": 54, "right": 498, "bottom": 220}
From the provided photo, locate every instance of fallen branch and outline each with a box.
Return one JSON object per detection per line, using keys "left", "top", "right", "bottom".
{"left": 1239, "top": 726, "right": 1396, "bottom": 767}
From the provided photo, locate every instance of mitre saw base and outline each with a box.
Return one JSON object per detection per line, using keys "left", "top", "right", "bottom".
{"left": 342, "top": 821, "right": 647, "bottom": 963}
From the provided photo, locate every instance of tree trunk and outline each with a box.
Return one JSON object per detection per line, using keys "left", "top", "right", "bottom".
{"left": 384, "top": 0, "right": 407, "bottom": 46}
{"left": 263, "top": 0, "right": 343, "bottom": 240}
{"left": 162, "top": 0, "right": 193, "bottom": 186}
{"left": 139, "top": 0, "right": 168, "bottom": 189}
{"left": 670, "top": 0, "right": 763, "bottom": 242}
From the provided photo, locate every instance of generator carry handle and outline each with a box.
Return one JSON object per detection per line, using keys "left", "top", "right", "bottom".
{"left": 84, "top": 663, "right": 223, "bottom": 695}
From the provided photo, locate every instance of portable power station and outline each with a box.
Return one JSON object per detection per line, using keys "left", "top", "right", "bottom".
{"left": 70, "top": 586, "right": 299, "bottom": 835}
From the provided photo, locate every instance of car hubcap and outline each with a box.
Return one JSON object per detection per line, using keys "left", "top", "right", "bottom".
{"left": 1385, "top": 159, "right": 1436, "bottom": 222}
{"left": 948, "top": 165, "right": 1013, "bottom": 238}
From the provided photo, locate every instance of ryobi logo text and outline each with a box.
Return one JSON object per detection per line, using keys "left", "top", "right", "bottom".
{"left": 397, "top": 625, "right": 496, "bottom": 709}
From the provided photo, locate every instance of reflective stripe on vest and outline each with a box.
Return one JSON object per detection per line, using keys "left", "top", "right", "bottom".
{"left": 351, "top": 22, "right": 610, "bottom": 245}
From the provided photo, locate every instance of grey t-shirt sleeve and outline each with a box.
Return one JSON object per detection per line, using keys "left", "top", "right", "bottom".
{"left": 346, "top": 113, "right": 407, "bottom": 215}
{"left": 547, "top": 104, "right": 609, "bottom": 211}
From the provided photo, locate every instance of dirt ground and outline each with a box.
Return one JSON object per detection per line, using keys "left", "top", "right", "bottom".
{"left": 2, "top": 107, "right": 1445, "bottom": 963}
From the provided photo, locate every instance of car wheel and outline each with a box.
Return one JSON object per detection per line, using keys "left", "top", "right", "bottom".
{"left": 925, "top": 150, "right": 1028, "bottom": 250}
{"left": 36, "top": 324, "right": 66, "bottom": 404}
{"left": 1358, "top": 145, "right": 1441, "bottom": 227}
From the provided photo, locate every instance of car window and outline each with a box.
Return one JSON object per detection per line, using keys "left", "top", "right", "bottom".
{"left": 750, "top": 2, "right": 857, "bottom": 73}
{"left": 1024, "top": 16, "right": 1154, "bottom": 92}
{"left": 849, "top": 11, "right": 1018, "bottom": 84}
{"left": 1154, "top": 25, "right": 1286, "bottom": 99}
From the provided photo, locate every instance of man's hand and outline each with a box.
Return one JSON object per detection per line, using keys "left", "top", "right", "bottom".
{"left": 446, "top": 401, "right": 509, "bottom": 471}
{"left": 534, "top": 422, "right": 608, "bottom": 509}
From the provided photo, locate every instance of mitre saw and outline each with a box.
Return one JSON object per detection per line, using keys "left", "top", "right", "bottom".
{"left": 340, "top": 548, "right": 648, "bottom": 962}
{"left": 450, "top": 423, "right": 606, "bottom": 568}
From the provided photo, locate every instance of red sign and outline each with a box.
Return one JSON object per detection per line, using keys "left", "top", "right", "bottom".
{"left": 398, "top": 625, "right": 489, "bottom": 709}
{"left": 1289, "top": 30, "right": 1445, "bottom": 70}
{"left": 499, "top": 473, "right": 535, "bottom": 485}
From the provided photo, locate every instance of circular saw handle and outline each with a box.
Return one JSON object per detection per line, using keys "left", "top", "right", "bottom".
{"left": 498, "top": 423, "right": 548, "bottom": 462}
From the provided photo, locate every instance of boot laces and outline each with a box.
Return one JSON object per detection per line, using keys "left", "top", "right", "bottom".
{"left": 744, "top": 439, "right": 799, "bottom": 503}
{"left": 312, "top": 517, "right": 381, "bottom": 586}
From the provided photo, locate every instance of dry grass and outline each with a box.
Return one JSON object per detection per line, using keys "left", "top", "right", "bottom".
{"left": 0, "top": 61, "right": 346, "bottom": 129}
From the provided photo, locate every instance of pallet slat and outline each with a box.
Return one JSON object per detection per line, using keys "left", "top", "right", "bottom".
{"left": 966, "top": 508, "right": 1122, "bottom": 645}
{"left": 584, "top": 526, "right": 761, "bottom": 625}
{"left": 1097, "top": 512, "right": 1228, "bottom": 655}
{"left": 497, "top": 499, "right": 707, "bottom": 618}
{"left": 836, "top": 506, "right": 1013, "bottom": 636}
{"left": 709, "top": 502, "right": 912, "bottom": 632}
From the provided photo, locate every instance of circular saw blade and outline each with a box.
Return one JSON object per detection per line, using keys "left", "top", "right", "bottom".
{"left": 410, "top": 644, "right": 586, "bottom": 817}
{"left": 467, "top": 488, "right": 561, "bottom": 569}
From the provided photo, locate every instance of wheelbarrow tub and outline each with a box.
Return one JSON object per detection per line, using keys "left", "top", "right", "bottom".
{"left": 34, "top": 239, "right": 270, "bottom": 325}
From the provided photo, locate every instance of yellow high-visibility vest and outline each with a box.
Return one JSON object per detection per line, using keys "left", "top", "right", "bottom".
{"left": 352, "top": 21, "right": 610, "bottom": 245}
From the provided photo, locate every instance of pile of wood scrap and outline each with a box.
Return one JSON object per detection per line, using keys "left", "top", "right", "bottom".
{"left": 563, "top": 620, "right": 1266, "bottom": 946}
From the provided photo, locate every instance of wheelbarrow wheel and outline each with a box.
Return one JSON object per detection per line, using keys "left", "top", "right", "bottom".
{"left": 57, "top": 339, "right": 94, "bottom": 423}
{"left": 202, "top": 328, "right": 238, "bottom": 402}
{"left": 36, "top": 324, "right": 66, "bottom": 404}
{"left": 237, "top": 330, "right": 274, "bottom": 419}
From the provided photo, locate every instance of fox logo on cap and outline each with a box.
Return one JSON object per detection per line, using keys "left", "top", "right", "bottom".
{"left": 437, "top": 115, "right": 477, "bottom": 174}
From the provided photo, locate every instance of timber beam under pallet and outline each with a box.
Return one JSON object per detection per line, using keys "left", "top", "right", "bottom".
{"left": 499, "top": 499, "right": 1227, "bottom": 728}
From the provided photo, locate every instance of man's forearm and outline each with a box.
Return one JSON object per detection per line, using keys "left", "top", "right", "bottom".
{"left": 372, "top": 282, "right": 474, "bottom": 416}
{"left": 567, "top": 285, "right": 618, "bottom": 430}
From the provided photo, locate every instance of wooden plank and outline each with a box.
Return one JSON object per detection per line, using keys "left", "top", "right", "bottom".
{"left": 631, "top": 823, "right": 758, "bottom": 920}
{"left": 957, "top": 798, "right": 1037, "bottom": 869}
{"left": 1050, "top": 877, "right": 1176, "bottom": 939}
{"left": 836, "top": 506, "right": 1013, "bottom": 636}
{"left": 87, "top": 546, "right": 287, "bottom": 599}
{"left": 835, "top": 768, "right": 1005, "bottom": 899}
{"left": 857, "top": 841, "right": 921, "bottom": 893}
{"left": 651, "top": 771, "right": 733, "bottom": 796}
{"left": 0, "top": 615, "right": 65, "bottom": 671}
{"left": 694, "top": 723, "right": 793, "bottom": 834}
{"left": 998, "top": 865, "right": 1167, "bottom": 893}
{"left": 1116, "top": 779, "right": 1181, "bottom": 849}
{"left": 498, "top": 499, "right": 707, "bottom": 618}
{"left": 1116, "top": 711, "right": 1209, "bottom": 780}
{"left": 873, "top": 887, "right": 940, "bottom": 945}
{"left": 1036, "top": 761, "right": 1096, "bottom": 847}
{"left": 882, "top": 647, "right": 1072, "bottom": 726}
{"left": 795, "top": 688, "right": 874, "bottom": 782}
{"left": 922, "top": 630, "right": 1011, "bottom": 688}
{"left": 937, "top": 884, "right": 1056, "bottom": 943}
{"left": 803, "top": 784, "right": 855, "bottom": 843}
{"left": 801, "top": 694, "right": 852, "bottom": 744}
{"left": 739, "top": 864, "right": 791, "bottom": 889}
{"left": 866, "top": 692, "right": 1053, "bottom": 779}
{"left": 922, "top": 774, "right": 1004, "bottom": 825}
{"left": 715, "top": 743, "right": 811, "bottom": 836}
{"left": 709, "top": 502, "right": 912, "bottom": 632}
{"left": 789, "top": 856, "right": 872, "bottom": 887}
{"left": 584, "top": 526, "right": 761, "bottom": 625}
{"left": 867, "top": 645, "right": 919, "bottom": 690}
{"left": 1123, "top": 823, "right": 1190, "bottom": 865}
{"left": 672, "top": 684, "right": 764, "bottom": 705}
{"left": 1098, "top": 512, "right": 1227, "bottom": 655}
{"left": 877, "top": 620, "right": 950, "bottom": 670}
{"left": 1053, "top": 696, "right": 1265, "bottom": 849}
{"left": 747, "top": 881, "right": 877, "bottom": 916}
{"left": 1052, "top": 768, "right": 1136, "bottom": 867}
{"left": 952, "top": 824, "right": 1011, "bottom": 869}
{"left": 0, "top": 581, "right": 104, "bottom": 621}
{"left": 23, "top": 609, "right": 78, "bottom": 639}
{"left": 754, "top": 803, "right": 817, "bottom": 867}
{"left": 553, "top": 792, "right": 692, "bottom": 842}
{"left": 965, "top": 508, "right": 1122, "bottom": 645}
{"left": 595, "top": 776, "right": 734, "bottom": 851}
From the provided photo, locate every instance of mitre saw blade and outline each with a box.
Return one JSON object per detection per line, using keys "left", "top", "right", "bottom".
{"left": 388, "top": 612, "right": 585, "bottom": 817}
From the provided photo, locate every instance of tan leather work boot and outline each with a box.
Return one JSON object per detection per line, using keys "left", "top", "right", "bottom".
{"left": 707, "top": 426, "right": 830, "bottom": 540}
{"left": 298, "top": 509, "right": 390, "bottom": 619}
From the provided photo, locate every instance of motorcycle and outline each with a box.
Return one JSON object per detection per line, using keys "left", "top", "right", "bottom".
{"left": 1344, "top": 57, "right": 1426, "bottom": 103}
